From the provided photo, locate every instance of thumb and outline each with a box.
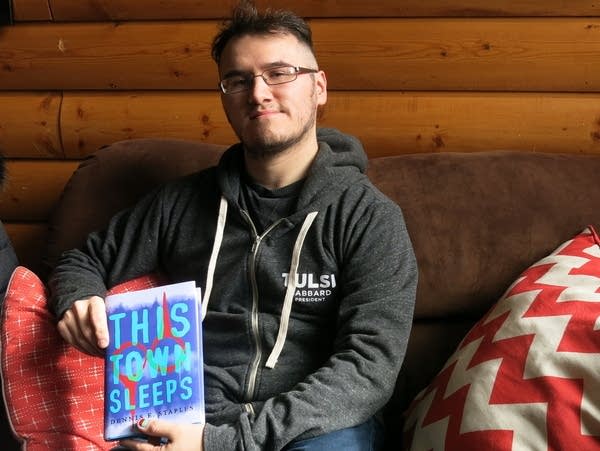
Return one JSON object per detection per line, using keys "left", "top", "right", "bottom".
{"left": 136, "top": 418, "right": 172, "bottom": 439}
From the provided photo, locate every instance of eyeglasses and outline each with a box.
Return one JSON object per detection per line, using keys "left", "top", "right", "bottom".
{"left": 219, "top": 65, "right": 319, "bottom": 94}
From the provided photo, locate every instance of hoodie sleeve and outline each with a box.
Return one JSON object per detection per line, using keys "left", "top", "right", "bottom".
{"left": 48, "top": 188, "right": 170, "bottom": 319}
{"left": 203, "top": 195, "right": 418, "bottom": 450}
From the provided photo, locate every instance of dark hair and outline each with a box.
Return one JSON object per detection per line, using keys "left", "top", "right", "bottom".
{"left": 211, "top": 0, "right": 315, "bottom": 65}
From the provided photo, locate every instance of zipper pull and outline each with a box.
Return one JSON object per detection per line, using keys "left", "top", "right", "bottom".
{"left": 251, "top": 235, "right": 261, "bottom": 254}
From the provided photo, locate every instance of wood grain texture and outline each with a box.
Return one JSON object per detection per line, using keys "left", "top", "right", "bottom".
{"left": 60, "top": 91, "right": 600, "bottom": 158}
{"left": 311, "top": 18, "right": 600, "bottom": 92}
{"left": 321, "top": 92, "right": 600, "bottom": 155}
{"left": 60, "top": 92, "right": 233, "bottom": 158}
{"left": 0, "top": 161, "right": 79, "bottom": 221}
{"left": 0, "top": 21, "right": 219, "bottom": 90}
{"left": 47, "top": 0, "right": 236, "bottom": 21}
{"left": 3, "top": 91, "right": 600, "bottom": 158}
{"left": 2, "top": 19, "right": 600, "bottom": 91}
{"left": 13, "top": 0, "right": 600, "bottom": 21}
{"left": 11, "top": 0, "right": 52, "bottom": 21}
{"left": 260, "top": 0, "right": 600, "bottom": 17}
{"left": 0, "top": 92, "right": 63, "bottom": 158}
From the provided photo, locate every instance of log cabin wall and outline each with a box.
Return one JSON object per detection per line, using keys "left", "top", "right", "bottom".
{"left": 1, "top": 0, "right": 600, "bottom": 274}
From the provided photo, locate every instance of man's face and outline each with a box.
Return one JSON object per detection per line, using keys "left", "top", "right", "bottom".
{"left": 218, "top": 33, "right": 327, "bottom": 157}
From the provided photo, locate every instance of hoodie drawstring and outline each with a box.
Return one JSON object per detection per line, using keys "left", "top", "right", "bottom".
{"left": 202, "top": 196, "right": 228, "bottom": 320}
{"left": 202, "top": 196, "right": 318, "bottom": 369}
{"left": 265, "top": 211, "right": 318, "bottom": 369}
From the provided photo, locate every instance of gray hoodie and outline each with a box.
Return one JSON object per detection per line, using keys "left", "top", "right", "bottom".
{"left": 49, "top": 128, "right": 417, "bottom": 450}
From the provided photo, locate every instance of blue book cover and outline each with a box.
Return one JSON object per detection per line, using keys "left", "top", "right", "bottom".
{"left": 103, "top": 280, "right": 204, "bottom": 441}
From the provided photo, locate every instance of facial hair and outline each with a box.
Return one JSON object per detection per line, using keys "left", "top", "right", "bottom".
{"left": 243, "top": 106, "right": 317, "bottom": 159}
{"left": 239, "top": 83, "right": 318, "bottom": 159}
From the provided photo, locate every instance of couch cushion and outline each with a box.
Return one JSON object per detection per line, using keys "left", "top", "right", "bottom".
{"left": 0, "top": 267, "right": 164, "bottom": 450}
{"left": 402, "top": 227, "right": 600, "bottom": 449}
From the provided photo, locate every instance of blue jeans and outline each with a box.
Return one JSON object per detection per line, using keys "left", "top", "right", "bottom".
{"left": 283, "top": 418, "right": 384, "bottom": 451}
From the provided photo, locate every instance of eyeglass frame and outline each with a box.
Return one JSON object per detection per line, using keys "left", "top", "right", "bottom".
{"left": 219, "top": 65, "right": 319, "bottom": 94}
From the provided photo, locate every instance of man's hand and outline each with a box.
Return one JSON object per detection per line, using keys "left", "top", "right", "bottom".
{"left": 119, "top": 419, "right": 205, "bottom": 451}
{"left": 57, "top": 296, "right": 108, "bottom": 356}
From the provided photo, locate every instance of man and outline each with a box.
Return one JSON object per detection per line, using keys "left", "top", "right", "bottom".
{"left": 49, "top": 2, "right": 417, "bottom": 450}
{"left": 0, "top": 153, "right": 18, "bottom": 301}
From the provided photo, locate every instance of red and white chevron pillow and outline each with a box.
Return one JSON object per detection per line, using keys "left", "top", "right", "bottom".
{"left": 403, "top": 227, "right": 600, "bottom": 450}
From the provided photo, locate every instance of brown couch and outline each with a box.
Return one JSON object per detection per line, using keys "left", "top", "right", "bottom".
{"left": 35, "top": 137, "right": 600, "bottom": 448}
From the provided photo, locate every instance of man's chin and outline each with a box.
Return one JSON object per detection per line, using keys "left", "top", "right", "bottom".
{"left": 244, "top": 140, "right": 288, "bottom": 159}
{"left": 241, "top": 117, "right": 315, "bottom": 158}
{"left": 242, "top": 131, "right": 298, "bottom": 158}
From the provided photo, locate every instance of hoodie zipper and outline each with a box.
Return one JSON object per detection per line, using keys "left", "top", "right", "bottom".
{"left": 241, "top": 210, "right": 285, "bottom": 402}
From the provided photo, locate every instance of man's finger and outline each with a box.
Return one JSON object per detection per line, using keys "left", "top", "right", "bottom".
{"left": 89, "top": 296, "right": 109, "bottom": 349}
{"left": 117, "top": 438, "right": 160, "bottom": 451}
{"left": 58, "top": 298, "right": 107, "bottom": 356}
{"left": 57, "top": 319, "right": 76, "bottom": 346}
{"left": 118, "top": 419, "right": 172, "bottom": 450}
{"left": 58, "top": 319, "right": 100, "bottom": 356}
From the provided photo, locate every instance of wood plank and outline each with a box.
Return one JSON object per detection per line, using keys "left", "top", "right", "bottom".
{"left": 4, "top": 222, "right": 48, "bottom": 275}
{"left": 321, "top": 92, "right": 600, "bottom": 156}
{"left": 48, "top": 0, "right": 235, "bottom": 21}
{"left": 60, "top": 91, "right": 600, "bottom": 158}
{"left": 0, "top": 92, "right": 63, "bottom": 158}
{"left": 0, "top": 160, "right": 79, "bottom": 221}
{"left": 11, "top": 0, "right": 52, "bottom": 21}
{"left": 0, "top": 21, "right": 219, "bottom": 90}
{"left": 311, "top": 18, "right": 600, "bottom": 92}
{"left": 24, "top": 0, "right": 600, "bottom": 22}
{"left": 1, "top": 19, "right": 600, "bottom": 91}
{"left": 60, "top": 92, "right": 234, "bottom": 158}
{"left": 259, "top": 0, "right": 600, "bottom": 17}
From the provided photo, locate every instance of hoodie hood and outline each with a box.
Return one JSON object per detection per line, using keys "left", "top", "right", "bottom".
{"left": 298, "top": 127, "right": 369, "bottom": 212}
{"left": 216, "top": 127, "right": 369, "bottom": 215}
{"left": 314, "top": 127, "right": 369, "bottom": 174}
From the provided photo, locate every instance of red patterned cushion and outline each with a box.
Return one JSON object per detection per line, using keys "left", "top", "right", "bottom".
{"left": 0, "top": 268, "right": 162, "bottom": 450}
{"left": 403, "top": 227, "right": 600, "bottom": 450}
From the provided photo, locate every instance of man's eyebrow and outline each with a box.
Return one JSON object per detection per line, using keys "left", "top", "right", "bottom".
{"left": 222, "top": 69, "right": 248, "bottom": 78}
{"left": 264, "top": 60, "right": 292, "bottom": 69}
{"left": 222, "top": 61, "right": 294, "bottom": 78}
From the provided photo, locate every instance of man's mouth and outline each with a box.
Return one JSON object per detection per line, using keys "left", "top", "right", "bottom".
{"left": 250, "top": 109, "right": 279, "bottom": 119}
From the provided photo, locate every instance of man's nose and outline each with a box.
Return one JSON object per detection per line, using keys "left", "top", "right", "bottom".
{"left": 248, "top": 75, "right": 272, "bottom": 102}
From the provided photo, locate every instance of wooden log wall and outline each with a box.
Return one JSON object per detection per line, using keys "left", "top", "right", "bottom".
{"left": 2, "top": 0, "right": 600, "bottom": 273}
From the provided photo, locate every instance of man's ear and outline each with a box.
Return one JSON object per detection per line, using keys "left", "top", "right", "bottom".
{"left": 316, "top": 70, "right": 327, "bottom": 106}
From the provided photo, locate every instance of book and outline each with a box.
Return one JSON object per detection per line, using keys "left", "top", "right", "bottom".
{"left": 103, "top": 280, "right": 205, "bottom": 441}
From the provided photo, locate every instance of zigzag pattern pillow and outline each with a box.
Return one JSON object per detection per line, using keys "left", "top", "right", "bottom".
{"left": 0, "top": 268, "right": 162, "bottom": 450}
{"left": 403, "top": 227, "right": 600, "bottom": 450}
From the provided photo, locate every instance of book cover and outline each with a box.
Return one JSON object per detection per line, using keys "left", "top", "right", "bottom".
{"left": 103, "top": 280, "right": 205, "bottom": 441}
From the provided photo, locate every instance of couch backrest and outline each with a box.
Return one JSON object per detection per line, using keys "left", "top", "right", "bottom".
{"left": 44, "top": 138, "right": 600, "bottom": 438}
{"left": 43, "top": 138, "right": 226, "bottom": 277}
{"left": 368, "top": 151, "right": 600, "bottom": 428}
